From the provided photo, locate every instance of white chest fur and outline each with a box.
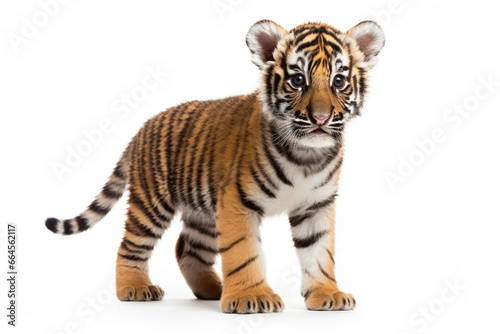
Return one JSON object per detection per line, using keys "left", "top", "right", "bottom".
{"left": 254, "top": 152, "right": 341, "bottom": 216}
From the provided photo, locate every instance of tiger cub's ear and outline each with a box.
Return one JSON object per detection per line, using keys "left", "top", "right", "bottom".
{"left": 347, "top": 21, "right": 385, "bottom": 70}
{"left": 246, "top": 20, "right": 288, "bottom": 70}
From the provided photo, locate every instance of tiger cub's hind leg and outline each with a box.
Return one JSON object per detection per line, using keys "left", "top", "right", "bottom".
{"left": 116, "top": 196, "right": 173, "bottom": 301}
{"left": 176, "top": 215, "right": 222, "bottom": 300}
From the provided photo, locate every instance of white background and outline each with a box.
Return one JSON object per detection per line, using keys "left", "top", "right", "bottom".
{"left": 1, "top": 0, "right": 499, "bottom": 333}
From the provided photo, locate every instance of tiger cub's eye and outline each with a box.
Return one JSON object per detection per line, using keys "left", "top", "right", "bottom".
{"left": 333, "top": 74, "right": 347, "bottom": 90}
{"left": 290, "top": 74, "right": 306, "bottom": 89}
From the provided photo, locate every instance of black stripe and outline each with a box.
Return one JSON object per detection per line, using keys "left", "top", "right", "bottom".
{"left": 353, "top": 74, "right": 358, "bottom": 102}
{"left": 113, "top": 164, "right": 127, "bottom": 180}
{"left": 319, "top": 263, "right": 336, "bottom": 283}
{"left": 193, "top": 111, "right": 212, "bottom": 212}
{"left": 341, "top": 83, "right": 353, "bottom": 96}
{"left": 164, "top": 107, "right": 177, "bottom": 204}
{"left": 219, "top": 236, "right": 246, "bottom": 253}
{"left": 352, "top": 74, "right": 361, "bottom": 115}
{"left": 271, "top": 133, "right": 320, "bottom": 166}
{"left": 185, "top": 249, "right": 215, "bottom": 266}
{"left": 178, "top": 106, "right": 198, "bottom": 206}
{"left": 243, "top": 279, "right": 265, "bottom": 291}
{"left": 314, "top": 158, "right": 343, "bottom": 189}
{"left": 293, "top": 25, "right": 314, "bottom": 35}
{"left": 273, "top": 73, "right": 282, "bottom": 94}
{"left": 226, "top": 256, "right": 258, "bottom": 277}
{"left": 347, "top": 52, "right": 354, "bottom": 82}
{"left": 173, "top": 109, "right": 193, "bottom": 205}
{"left": 128, "top": 192, "right": 166, "bottom": 230}
{"left": 118, "top": 253, "right": 148, "bottom": 262}
{"left": 303, "top": 149, "right": 338, "bottom": 177}
{"left": 120, "top": 241, "right": 144, "bottom": 254}
{"left": 237, "top": 181, "right": 264, "bottom": 216}
{"left": 303, "top": 289, "right": 313, "bottom": 300}
{"left": 265, "top": 66, "right": 275, "bottom": 113}
{"left": 207, "top": 129, "right": 218, "bottom": 208}
{"left": 128, "top": 214, "right": 162, "bottom": 239}
{"left": 151, "top": 113, "right": 176, "bottom": 218}
{"left": 296, "top": 35, "right": 320, "bottom": 53}
{"left": 250, "top": 164, "right": 276, "bottom": 198}
{"left": 63, "top": 220, "right": 72, "bottom": 235}
{"left": 76, "top": 215, "right": 89, "bottom": 232}
{"left": 272, "top": 71, "right": 284, "bottom": 115}
{"left": 254, "top": 151, "right": 278, "bottom": 190}
{"left": 165, "top": 103, "right": 191, "bottom": 204}
{"left": 289, "top": 213, "right": 312, "bottom": 227}
{"left": 327, "top": 249, "right": 335, "bottom": 264}
{"left": 158, "top": 201, "right": 175, "bottom": 215}
{"left": 102, "top": 184, "right": 123, "bottom": 199}
{"left": 206, "top": 101, "right": 225, "bottom": 208}
{"left": 88, "top": 200, "right": 111, "bottom": 215}
{"left": 183, "top": 234, "right": 218, "bottom": 253}
{"left": 137, "top": 120, "right": 168, "bottom": 230}
{"left": 309, "top": 54, "right": 323, "bottom": 75}
{"left": 323, "top": 40, "right": 342, "bottom": 54}
{"left": 307, "top": 194, "right": 337, "bottom": 211}
{"left": 153, "top": 112, "right": 167, "bottom": 196}
{"left": 358, "top": 68, "right": 366, "bottom": 96}
{"left": 125, "top": 222, "right": 141, "bottom": 238}
{"left": 184, "top": 220, "right": 219, "bottom": 238}
{"left": 293, "top": 230, "right": 327, "bottom": 248}
{"left": 123, "top": 237, "right": 154, "bottom": 251}
{"left": 195, "top": 137, "right": 210, "bottom": 212}
{"left": 270, "top": 127, "right": 303, "bottom": 166}
{"left": 294, "top": 29, "right": 314, "bottom": 45}
{"left": 323, "top": 29, "right": 343, "bottom": 45}
{"left": 280, "top": 49, "right": 290, "bottom": 79}
{"left": 261, "top": 132, "right": 293, "bottom": 186}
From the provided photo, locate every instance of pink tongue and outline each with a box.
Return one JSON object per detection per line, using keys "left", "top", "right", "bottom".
{"left": 313, "top": 129, "right": 325, "bottom": 134}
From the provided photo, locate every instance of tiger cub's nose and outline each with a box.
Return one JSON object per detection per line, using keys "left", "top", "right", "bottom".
{"left": 312, "top": 114, "right": 330, "bottom": 125}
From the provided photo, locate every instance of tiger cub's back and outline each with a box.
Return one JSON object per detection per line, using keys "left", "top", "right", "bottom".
{"left": 128, "top": 93, "right": 260, "bottom": 215}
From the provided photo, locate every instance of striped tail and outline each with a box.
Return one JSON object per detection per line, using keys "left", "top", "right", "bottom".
{"left": 45, "top": 149, "right": 131, "bottom": 236}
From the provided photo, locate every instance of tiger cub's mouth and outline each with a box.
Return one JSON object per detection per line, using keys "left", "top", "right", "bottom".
{"left": 311, "top": 129, "right": 327, "bottom": 135}
{"left": 309, "top": 121, "right": 344, "bottom": 135}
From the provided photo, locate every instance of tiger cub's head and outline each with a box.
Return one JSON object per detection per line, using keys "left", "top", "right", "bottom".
{"left": 246, "top": 20, "right": 385, "bottom": 148}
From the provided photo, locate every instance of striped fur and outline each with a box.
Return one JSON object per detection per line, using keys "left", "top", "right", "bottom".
{"left": 45, "top": 20, "right": 384, "bottom": 313}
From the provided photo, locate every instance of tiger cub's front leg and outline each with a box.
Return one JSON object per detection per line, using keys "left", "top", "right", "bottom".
{"left": 290, "top": 200, "right": 355, "bottom": 311}
{"left": 217, "top": 183, "right": 284, "bottom": 313}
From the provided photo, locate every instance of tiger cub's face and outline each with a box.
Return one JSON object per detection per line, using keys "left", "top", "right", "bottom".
{"left": 247, "top": 20, "right": 385, "bottom": 148}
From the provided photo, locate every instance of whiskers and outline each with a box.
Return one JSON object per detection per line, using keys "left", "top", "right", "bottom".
{"left": 270, "top": 119, "right": 302, "bottom": 149}
{"left": 326, "top": 120, "right": 344, "bottom": 132}
{"left": 269, "top": 109, "right": 344, "bottom": 147}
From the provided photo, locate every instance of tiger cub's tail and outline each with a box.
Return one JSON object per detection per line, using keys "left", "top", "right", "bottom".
{"left": 45, "top": 145, "right": 132, "bottom": 236}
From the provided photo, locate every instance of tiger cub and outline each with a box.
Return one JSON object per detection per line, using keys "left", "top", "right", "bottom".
{"left": 45, "top": 20, "right": 384, "bottom": 313}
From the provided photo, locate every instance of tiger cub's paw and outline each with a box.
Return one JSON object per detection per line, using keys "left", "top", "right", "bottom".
{"left": 117, "top": 285, "right": 165, "bottom": 301}
{"left": 305, "top": 290, "right": 355, "bottom": 311}
{"left": 221, "top": 285, "right": 284, "bottom": 313}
